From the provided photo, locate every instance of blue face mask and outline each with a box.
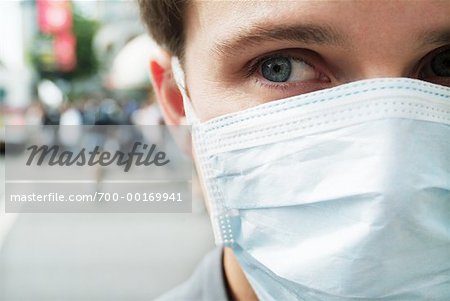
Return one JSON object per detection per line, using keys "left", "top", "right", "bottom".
{"left": 172, "top": 58, "right": 450, "bottom": 300}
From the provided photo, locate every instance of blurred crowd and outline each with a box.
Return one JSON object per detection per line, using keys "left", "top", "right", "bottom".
{"left": 32, "top": 97, "right": 161, "bottom": 127}
{"left": 0, "top": 97, "right": 163, "bottom": 153}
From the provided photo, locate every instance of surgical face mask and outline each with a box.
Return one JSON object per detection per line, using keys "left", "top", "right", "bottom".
{"left": 172, "top": 58, "right": 450, "bottom": 300}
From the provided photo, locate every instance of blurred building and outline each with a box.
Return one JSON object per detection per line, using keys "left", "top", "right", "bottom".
{"left": 0, "top": 1, "right": 35, "bottom": 109}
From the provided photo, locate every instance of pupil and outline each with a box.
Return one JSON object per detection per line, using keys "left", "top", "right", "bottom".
{"left": 261, "top": 57, "right": 292, "bottom": 82}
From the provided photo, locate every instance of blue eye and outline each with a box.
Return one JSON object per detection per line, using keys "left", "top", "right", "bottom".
{"left": 258, "top": 55, "right": 325, "bottom": 84}
{"left": 261, "top": 57, "right": 292, "bottom": 82}
{"left": 431, "top": 49, "right": 450, "bottom": 77}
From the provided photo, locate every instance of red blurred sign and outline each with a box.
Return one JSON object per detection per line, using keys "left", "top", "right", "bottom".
{"left": 54, "top": 32, "right": 77, "bottom": 72}
{"left": 37, "top": 0, "right": 76, "bottom": 72}
{"left": 37, "top": 0, "right": 73, "bottom": 34}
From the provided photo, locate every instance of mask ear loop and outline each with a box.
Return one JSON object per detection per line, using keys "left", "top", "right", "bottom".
{"left": 171, "top": 57, "right": 200, "bottom": 126}
{"left": 172, "top": 57, "right": 227, "bottom": 244}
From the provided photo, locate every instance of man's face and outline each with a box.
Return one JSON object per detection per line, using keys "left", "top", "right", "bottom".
{"left": 182, "top": 0, "right": 450, "bottom": 122}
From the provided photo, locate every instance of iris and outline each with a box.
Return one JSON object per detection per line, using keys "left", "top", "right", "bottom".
{"left": 261, "top": 57, "right": 292, "bottom": 82}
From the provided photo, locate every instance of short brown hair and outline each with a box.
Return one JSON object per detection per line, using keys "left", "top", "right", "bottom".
{"left": 137, "top": 0, "right": 187, "bottom": 57}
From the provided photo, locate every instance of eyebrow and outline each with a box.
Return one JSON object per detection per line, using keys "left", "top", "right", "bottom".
{"left": 419, "top": 28, "right": 450, "bottom": 47}
{"left": 212, "top": 23, "right": 345, "bottom": 57}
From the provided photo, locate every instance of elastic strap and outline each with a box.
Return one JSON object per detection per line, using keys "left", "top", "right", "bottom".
{"left": 171, "top": 57, "right": 200, "bottom": 125}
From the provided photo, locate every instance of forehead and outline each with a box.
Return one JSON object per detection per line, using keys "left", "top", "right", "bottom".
{"left": 185, "top": 0, "right": 450, "bottom": 54}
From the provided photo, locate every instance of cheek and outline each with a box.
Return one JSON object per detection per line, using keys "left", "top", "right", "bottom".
{"left": 184, "top": 38, "right": 264, "bottom": 122}
{"left": 185, "top": 66, "right": 260, "bottom": 122}
{"left": 189, "top": 86, "right": 255, "bottom": 122}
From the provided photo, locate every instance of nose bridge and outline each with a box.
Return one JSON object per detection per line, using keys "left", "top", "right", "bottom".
{"left": 356, "top": 63, "right": 409, "bottom": 80}
{"left": 343, "top": 24, "right": 414, "bottom": 81}
{"left": 340, "top": 61, "right": 410, "bottom": 83}
{"left": 337, "top": 53, "right": 412, "bottom": 83}
{"left": 349, "top": 47, "right": 412, "bottom": 80}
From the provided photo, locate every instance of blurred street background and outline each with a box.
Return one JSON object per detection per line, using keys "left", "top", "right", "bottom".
{"left": 0, "top": 1, "right": 215, "bottom": 300}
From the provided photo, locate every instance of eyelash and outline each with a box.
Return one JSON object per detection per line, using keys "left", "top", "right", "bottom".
{"left": 253, "top": 77, "right": 296, "bottom": 91}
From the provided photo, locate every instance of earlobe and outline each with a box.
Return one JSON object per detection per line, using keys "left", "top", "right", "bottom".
{"left": 149, "top": 57, "right": 185, "bottom": 125}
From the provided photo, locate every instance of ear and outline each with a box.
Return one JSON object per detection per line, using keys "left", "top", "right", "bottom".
{"left": 148, "top": 48, "right": 192, "bottom": 157}
{"left": 149, "top": 50, "right": 185, "bottom": 125}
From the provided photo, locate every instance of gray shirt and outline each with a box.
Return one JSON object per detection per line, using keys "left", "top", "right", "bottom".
{"left": 155, "top": 247, "right": 229, "bottom": 301}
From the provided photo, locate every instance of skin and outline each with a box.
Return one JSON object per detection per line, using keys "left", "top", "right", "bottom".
{"left": 149, "top": 1, "right": 450, "bottom": 300}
